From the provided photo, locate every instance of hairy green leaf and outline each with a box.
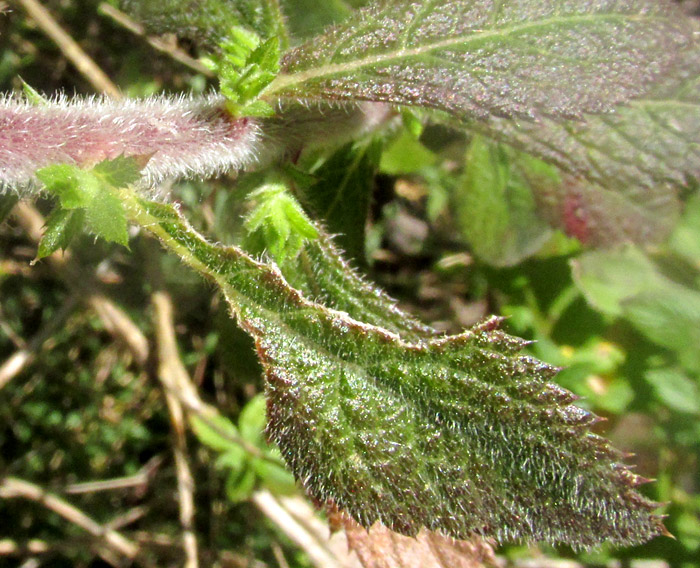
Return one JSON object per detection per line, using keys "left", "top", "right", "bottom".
{"left": 36, "top": 160, "right": 134, "bottom": 247}
{"left": 133, "top": 197, "right": 665, "bottom": 548}
{"left": 120, "top": 0, "right": 287, "bottom": 49}
{"left": 471, "top": 42, "right": 700, "bottom": 192}
{"left": 572, "top": 246, "right": 700, "bottom": 372}
{"left": 455, "top": 135, "right": 552, "bottom": 266}
{"left": 37, "top": 208, "right": 85, "bottom": 259}
{"left": 265, "top": 0, "right": 691, "bottom": 120}
{"left": 294, "top": 234, "right": 434, "bottom": 341}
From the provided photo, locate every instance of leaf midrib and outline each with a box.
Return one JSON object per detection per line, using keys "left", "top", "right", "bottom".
{"left": 264, "top": 12, "right": 669, "bottom": 96}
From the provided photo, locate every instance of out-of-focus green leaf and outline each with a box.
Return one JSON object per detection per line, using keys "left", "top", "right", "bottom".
{"left": 301, "top": 139, "right": 381, "bottom": 259}
{"left": 215, "top": 446, "right": 248, "bottom": 472}
{"left": 225, "top": 467, "right": 257, "bottom": 502}
{"left": 253, "top": 457, "right": 297, "bottom": 493}
{"left": 645, "top": 368, "right": 700, "bottom": 415}
{"left": 281, "top": 0, "right": 353, "bottom": 39}
{"left": 670, "top": 192, "right": 700, "bottom": 269}
{"left": 239, "top": 394, "right": 267, "bottom": 446}
{"left": 676, "top": 511, "right": 700, "bottom": 552}
{"left": 121, "top": 0, "right": 287, "bottom": 49}
{"left": 191, "top": 414, "right": 241, "bottom": 453}
{"left": 379, "top": 131, "right": 435, "bottom": 175}
{"left": 572, "top": 246, "right": 700, "bottom": 371}
{"left": 624, "top": 291, "right": 700, "bottom": 372}
{"left": 454, "top": 135, "right": 552, "bottom": 266}
{"left": 571, "top": 246, "right": 659, "bottom": 317}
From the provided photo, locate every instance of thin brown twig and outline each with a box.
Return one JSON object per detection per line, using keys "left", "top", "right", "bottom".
{"left": 65, "top": 455, "right": 163, "bottom": 495}
{"left": 0, "top": 291, "right": 81, "bottom": 390}
{"left": 0, "top": 476, "right": 140, "bottom": 561}
{"left": 0, "top": 540, "right": 49, "bottom": 556}
{"left": 252, "top": 490, "right": 356, "bottom": 568}
{"left": 11, "top": 202, "right": 150, "bottom": 367}
{"left": 97, "top": 3, "right": 212, "bottom": 77}
{"left": 152, "top": 291, "right": 199, "bottom": 568}
{"left": 271, "top": 542, "right": 291, "bottom": 568}
{"left": 14, "top": 0, "right": 121, "bottom": 98}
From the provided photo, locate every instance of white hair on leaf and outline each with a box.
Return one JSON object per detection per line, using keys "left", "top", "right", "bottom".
{"left": 0, "top": 93, "right": 262, "bottom": 195}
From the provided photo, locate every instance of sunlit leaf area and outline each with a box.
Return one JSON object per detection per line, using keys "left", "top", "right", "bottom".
{"left": 1, "top": 1, "right": 699, "bottom": 567}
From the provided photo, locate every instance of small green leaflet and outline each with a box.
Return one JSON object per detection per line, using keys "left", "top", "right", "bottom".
{"left": 265, "top": 0, "right": 691, "bottom": 121}
{"left": 35, "top": 157, "right": 142, "bottom": 255}
{"left": 210, "top": 27, "right": 281, "bottom": 117}
{"left": 190, "top": 396, "right": 296, "bottom": 502}
{"left": 242, "top": 182, "right": 319, "bottom": 265}
{"left": 38, "top": 208, "right": 86, "bottom": 258}
{"left": 134, "top": 197, "right": 666, "bottom": 548}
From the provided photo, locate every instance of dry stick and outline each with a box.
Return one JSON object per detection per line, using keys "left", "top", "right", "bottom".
{"left": 10, "top": 202, "right": 150, "bottom": 367}
{"left": 0, "top": 540, "right": 49, "bottom": 556}
{"left": 0, "top": 477, "right": 139, "bottom": 561}
{"left": 66, "top": 455, "right": 164, "bottom": 495}
{"left": 15, "top": 0, "right": 121, "bottom": 99}
{"left": 0, "top": 291, "right": 80, "bottom": 390}
{"left": 252, "top": 491, "right": 351, "bottom": 568}
{"left": 152, "top": 291, "right": 200, "bottom": 568}
{"left": 97, "top": 3, "right": 213, "bottom": 77}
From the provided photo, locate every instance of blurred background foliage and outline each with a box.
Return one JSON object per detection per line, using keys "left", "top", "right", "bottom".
{"left": 0, "top": 1, "right": 699, "bottom": 567}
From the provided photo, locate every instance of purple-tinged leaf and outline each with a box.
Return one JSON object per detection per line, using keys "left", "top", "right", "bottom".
{"left": 266, "top": 0, "right": 692, "bottom": 120}
{"left": 471, "top": 41, "right": 700, "bottom": 192}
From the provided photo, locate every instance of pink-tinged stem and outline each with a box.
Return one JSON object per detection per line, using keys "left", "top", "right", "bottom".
{"left": 0, "top": 94, "right": 261, "bottom": 192}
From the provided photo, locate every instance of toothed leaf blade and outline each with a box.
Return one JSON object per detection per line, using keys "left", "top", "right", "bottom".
{"left": 84, "top": 188, "right": 129, "bottom": 247}
{"left": 37, "top": 208, "right": 85, "bottom": 258}
{"left": 268, "top": 0, "right": 691, "bottom": 120}
{"left": 143, "top": 200, "right": 666, "bottom": 548}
